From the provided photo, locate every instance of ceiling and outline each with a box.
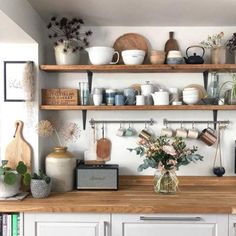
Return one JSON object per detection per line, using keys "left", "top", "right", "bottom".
{"left": 27, "top": 0, "right": 236, "bottom": 26}
{"left": 0, "top": 10, "right": 35, "bottom": 43}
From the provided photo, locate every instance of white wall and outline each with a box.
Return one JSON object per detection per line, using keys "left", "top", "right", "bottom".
{"left": 44, "top": 26, "right": 236, "bottom": 176}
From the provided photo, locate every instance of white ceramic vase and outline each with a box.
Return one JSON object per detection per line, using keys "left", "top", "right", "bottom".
{"left": 54, "top": 41, "right": 80, "bottom": 65}
{"left": 45, "top": 147, "right": 76, "bottom": 192}
{"left": 0, "top": 175, "right": 21, "bottom": 198}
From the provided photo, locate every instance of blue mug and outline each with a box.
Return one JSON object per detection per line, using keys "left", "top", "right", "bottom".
{"left": 115, "top": 94, "right": 125, "bottom": 106}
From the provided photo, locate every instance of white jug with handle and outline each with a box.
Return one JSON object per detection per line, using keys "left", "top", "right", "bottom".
{"left": 85, "top": 46, "right": 119, "bottom": 65}
{"left": 151, "top": 89, "right": 169, "bottom": 105}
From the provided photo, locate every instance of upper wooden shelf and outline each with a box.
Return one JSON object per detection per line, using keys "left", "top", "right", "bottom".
{"left": 40, "top": 64, "right": 236, "bottom": 73}
{"left": 40, "top": 105, "right": 236, "bottom": 111}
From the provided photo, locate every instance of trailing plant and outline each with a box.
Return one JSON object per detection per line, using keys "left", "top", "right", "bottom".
{"left": 226, "top": 33, "right": 236, "bottom": 53}
{"left": 0, "top": 160, "right": 31, "bottom": 186}
{"left": 47, "top": 16, "right": 92, "bottom": 52}
{"left": 219, "top": 73, "right": 236, "bottom": 98}
{"left": 32, "top": 170, "right": 51, "bottom": 184}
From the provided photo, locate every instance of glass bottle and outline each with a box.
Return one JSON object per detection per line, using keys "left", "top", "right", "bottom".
{"left": 207, "top": 72, "right": 219, "bottom": 104}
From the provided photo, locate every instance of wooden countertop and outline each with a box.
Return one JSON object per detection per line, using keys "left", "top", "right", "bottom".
{"left": 1, "top": 176, "right": 236, "bottom": 214}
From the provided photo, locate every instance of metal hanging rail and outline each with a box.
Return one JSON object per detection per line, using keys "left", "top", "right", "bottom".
{"left": 163, "top": 118, "right": 230, "bottom": 126}
{"left": 89, "top": 118, "right": 155, "bottom": 127}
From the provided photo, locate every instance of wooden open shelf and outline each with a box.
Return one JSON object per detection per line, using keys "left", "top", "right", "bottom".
{"left": 40, "top": 105, "right": 236, "bottom": 111}
{"left": 40, "top": 64, "right": 236, "bottom": 73}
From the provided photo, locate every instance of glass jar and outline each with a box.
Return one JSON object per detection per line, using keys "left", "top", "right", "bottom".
{"left": 46, "top": 146, "right": 76, "bottom": 192}
{"left": 154, "top": 169, "right": 178, "bottom": 194}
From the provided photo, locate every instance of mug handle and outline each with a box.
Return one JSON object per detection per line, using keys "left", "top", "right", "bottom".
{"left": 110, "top": 51, "right": 120, "bottom": 64}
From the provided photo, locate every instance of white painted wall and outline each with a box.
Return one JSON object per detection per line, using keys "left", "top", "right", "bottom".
{"left": 45, "top": 26, "right": 236, "bottom": 176}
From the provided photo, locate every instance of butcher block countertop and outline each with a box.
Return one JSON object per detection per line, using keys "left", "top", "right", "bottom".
{"left": 1, "top": 176, "right": 236, "bottom": 214}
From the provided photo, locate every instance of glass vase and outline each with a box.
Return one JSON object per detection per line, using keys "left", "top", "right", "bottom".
{"left": 154, "top": 169, "right": 178, "bottom": 194}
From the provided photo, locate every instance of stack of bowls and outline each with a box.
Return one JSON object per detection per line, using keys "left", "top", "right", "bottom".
{"left": 121, "top": 50, "right": 145, "bottom": 65}
{"left": 166, "top": 50, "right": 184, "bottom": 64}
{"left": 183, "top": 88, "right": 199, "bottom": 105}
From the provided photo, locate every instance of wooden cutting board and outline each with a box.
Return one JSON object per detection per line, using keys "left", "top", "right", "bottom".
{"left": 5, "top": 120, "right": 32, "bottom": 172}
{"left": 113, "top": 33, "right": 149, "bottom": 64}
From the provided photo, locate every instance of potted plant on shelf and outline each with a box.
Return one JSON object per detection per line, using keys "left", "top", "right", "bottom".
{"left": 219, "top": 73, "right": 236, "bottom": 105}
{"left": 47, "top": 16, "right": 93, "bottom": 65}
{"left": 200, "top": 32, "right": 226, "bottom": 64}
{"left": 128, "top": 136, "right": 203, "bottom": 194}
{"left": 0, "top": 160, "right": 30, "bottom": 198}
{"left": 31, "top": 170, "right": 51, "bottom": 198}
{"left": 226, "top": 33, "right": 236, "bottom": 63}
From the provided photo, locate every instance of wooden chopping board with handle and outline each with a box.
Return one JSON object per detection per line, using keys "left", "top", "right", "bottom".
{"left": 5, "top": 120, "right": 32, "bottom": 172}
{"left": 96, "top": 124, "right": 111, "bottom": 161}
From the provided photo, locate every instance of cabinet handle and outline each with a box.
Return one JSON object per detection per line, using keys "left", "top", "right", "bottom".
{"left": 104, "top": 221, "right": 109, "bottom": 236}
{"left": 140, "top": 216, "right": 203, "bottom": 222}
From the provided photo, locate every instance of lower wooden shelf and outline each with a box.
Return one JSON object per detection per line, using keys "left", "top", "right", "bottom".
{"left": 40, "top": 105, "right": 236, "bottom": 111}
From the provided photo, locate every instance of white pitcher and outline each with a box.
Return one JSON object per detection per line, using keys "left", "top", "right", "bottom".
{"left": 151, "top": 89, "right": 169, "bottom": 105}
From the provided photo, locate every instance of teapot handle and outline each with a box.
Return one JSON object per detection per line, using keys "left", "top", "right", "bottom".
{"left": 186, "top": 45, "right": 205, "bottom": 58}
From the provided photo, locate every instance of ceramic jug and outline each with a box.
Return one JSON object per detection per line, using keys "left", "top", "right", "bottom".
{"left": 151, "top": 89, "right": 169, "bottom": 105}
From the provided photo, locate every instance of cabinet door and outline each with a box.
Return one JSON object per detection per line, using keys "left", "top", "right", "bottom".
{"left": 24, "top": 213, "right": 110, "bottom": 236}
{"left": 229, "top": 215, "right": 236, "bottom": 236}
{"left": 112, "top": 214, "right": 228, "bottom": 236}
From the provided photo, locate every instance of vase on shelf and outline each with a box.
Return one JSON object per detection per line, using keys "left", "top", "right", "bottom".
{"left": 154, "top": 168, "right": 178, "bottom": 194}
{"left": 54, "top": 40, "right": 80, "bottom": 65}
{"left": 211, "top": 46, "right": 226, "bottom": 64}
{"left": 45, "top": 146, "right": 76, "bottom": 192}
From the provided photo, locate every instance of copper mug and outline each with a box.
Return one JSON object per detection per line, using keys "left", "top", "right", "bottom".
{"left": 199, "top": 127, "right": 217, "bottom": 146}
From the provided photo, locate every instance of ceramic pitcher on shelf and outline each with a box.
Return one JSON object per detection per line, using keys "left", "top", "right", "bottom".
{"left": 151, "top": 89, "right": 169, "bottom": 105}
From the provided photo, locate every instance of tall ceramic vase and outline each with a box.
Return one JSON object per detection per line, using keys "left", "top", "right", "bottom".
{"left": 211, "top": 46, "right": 226, "bottom": 64}
{"left": 54, "top": 40, "right": 80, "bottom": 65}
{"left": 46, "top": 147, "right": 76, "bottom": 192}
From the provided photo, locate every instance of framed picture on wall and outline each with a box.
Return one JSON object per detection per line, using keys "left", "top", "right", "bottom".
{"left": 4, "top": 61, "right": 29, "bottom": 102}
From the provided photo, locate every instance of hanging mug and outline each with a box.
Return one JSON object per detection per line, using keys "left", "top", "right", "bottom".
{"left": 199, "top": 126, "right": 217, "bottom": 146}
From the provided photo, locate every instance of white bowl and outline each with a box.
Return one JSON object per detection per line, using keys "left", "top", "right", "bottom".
{"left": 122, "top": 50, "right": 145, "bottom": 65}
{"left": 183, "top": 95, "right": 199, "bottom": 105}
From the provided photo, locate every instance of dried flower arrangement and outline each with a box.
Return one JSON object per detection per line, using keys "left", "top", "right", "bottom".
{"left": 36, "top": 120, "right": 80, "bottom": 147}
{"left": 226, "top": 33, "right": 236, "bottom": 53}
{"left": 200, "top": 32, "right": 224, "bottom": 49}
{"left": 47, "top": 16, "right": 93, "bottom": 52}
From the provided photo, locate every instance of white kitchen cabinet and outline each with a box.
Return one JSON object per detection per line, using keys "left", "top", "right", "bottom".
{"left": 24, "top": 213, "right": 110, "bottom": 236}
{"left": 228, "top": 215, "right": 236, "bottom": 236}
{"left": 112, "top": 214, "right": 228, "bottom": 236}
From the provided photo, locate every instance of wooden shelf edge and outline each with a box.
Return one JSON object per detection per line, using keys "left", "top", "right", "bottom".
{"left": 40, "top": 64, "right": 236, "bottom": 73}
{"left": 40, "top": 105, "right": 236, "bottom": 111}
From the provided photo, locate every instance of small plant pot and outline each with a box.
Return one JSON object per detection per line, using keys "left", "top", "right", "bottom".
{"left": 211, "top": 46, "right": 226, "bottom": 64}
{"left": 30, "top": 179, "right": 52, "bottom": 198}
{"left": 224, "top": 89, "right": 236, "bottom": 105}
{"left": 0, "top": 175, "right": 21, "bottom": 198}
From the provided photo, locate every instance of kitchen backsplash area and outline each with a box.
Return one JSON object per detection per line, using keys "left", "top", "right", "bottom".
{"left": 2, "top": 26, "right": 236, "bottom": 176}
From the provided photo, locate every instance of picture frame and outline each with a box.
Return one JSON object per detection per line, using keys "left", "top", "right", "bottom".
{"left": 4, "top": 61, "right": 32, "bottom": 102}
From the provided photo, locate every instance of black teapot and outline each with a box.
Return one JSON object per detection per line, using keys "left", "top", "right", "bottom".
{"left": 184, "top": 45, "right": 205, "bottom": 64}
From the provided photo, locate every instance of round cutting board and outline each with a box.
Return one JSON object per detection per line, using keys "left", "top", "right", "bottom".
{"left": 113, "top": 33, "right": 149, "bottom": 64}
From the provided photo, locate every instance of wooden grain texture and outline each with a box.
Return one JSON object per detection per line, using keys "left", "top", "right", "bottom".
{"left": 113, "top": 33, "right": 149, "bottom": 64}
{"left": 164, "top": 31, "right": 179, "bottom": 54}
{"left": 39, "top": 104, "right": 236, "bottom": 111}
{"left": 5, "top": 121, "right": 32, "bottom": 172}
{"left": 1, "top": 176, "right": 236, "bottom": 213}
{"left": 40, "top": 64, "right": 236, "bottom": 73}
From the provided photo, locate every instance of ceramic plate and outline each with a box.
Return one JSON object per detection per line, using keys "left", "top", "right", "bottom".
{"left": 185, "top": 84, "right": 207, "bottom": 99}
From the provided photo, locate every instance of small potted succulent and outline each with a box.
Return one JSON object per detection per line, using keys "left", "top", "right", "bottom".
{"left": 200, "top": 32, "right": 226, "bottom": 64}
{"left": 226, "top": 33, "right": 236, "bottom": 63}
{"left": 0, "top": 160, "right": 30, "bottom": 198}
{"left": 30, "top": 170, "right": 51, "bottom": 198}
{"left": 47, "top": 16, "right": 92, "bottom": 65}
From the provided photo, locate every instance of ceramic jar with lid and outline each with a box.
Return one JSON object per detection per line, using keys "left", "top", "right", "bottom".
{"left": 141, "top": 81, "right": 154, "bottom": 96}
{"left": 46, "top": 146, "right": 76, "bottom": 192}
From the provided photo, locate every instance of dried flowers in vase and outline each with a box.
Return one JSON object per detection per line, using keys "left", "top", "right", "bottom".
{"left": 226, "top": 33, "right": 236, "bottom": 53}
{"left": 36, "top": 120, "right": 80, "bottom": 147}
{"left": 128, "top": 136, "right": 203, "bottom": 193}
{"left": 200, "top": 32, "right": 224, "bottom": 49}
{"left": 47, "top": 16, "right": 92, "bottom": 52}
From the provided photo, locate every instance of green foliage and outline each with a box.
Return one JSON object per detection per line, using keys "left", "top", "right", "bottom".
{"left": 32, "top": 170, "right": 51, "bottom": 184}
{"left": 0, "top": 160, "right": 30, "bottom": 186}
{"left": 128, "top": 136, "right": 203, "bottom": 172}
{"left": 219, "top": 73, "right": 236, "bottom": 98}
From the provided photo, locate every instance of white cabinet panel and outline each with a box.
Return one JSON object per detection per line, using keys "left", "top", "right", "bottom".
{"left": 112, "top": 214, "right": 228, "bottom": 236}
{"left": 229, "top": 215, "right": 236, "bottom": 236}
{"left": 24, "top": 213, "right": 110, "bottom": 236}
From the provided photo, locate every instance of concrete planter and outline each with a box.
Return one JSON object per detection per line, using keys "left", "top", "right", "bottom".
{"left": 0, "top": 175, "right": 21, "bottom": 198}
{"left": 30, "top": 179, "right": 52, "bottom": 198}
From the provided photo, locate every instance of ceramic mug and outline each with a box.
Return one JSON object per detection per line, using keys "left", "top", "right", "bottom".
{"left": 136, "top": 95, "right": 145, "bottom": 105}
{"left": 199, "top": 127, "right": 217, "bottom": 146}
{"left": 138, "top": 129, "right": 152, "bottom": 140}
{"left": 187, "top": 129, "right": 199, "bottom": 139}
{"left": 125, "top": 126, "right": 136, "bottom": 137}
{"left": 115, "top": 94, "right": 125, "bottom": 106}
{"left": 124, "top": 88, "right": 136, "bottom": 105}
{"left": 116, "top": 126, "right": 126, "bottom": 137}
{"left": 161, "top": 128, "right": 173, "bottom": 137}
{"left": 175, "top": 128, "right": 187, "bottom": 138}
{"left": 93, "top": 94, "right": 103, "bottom": 106}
